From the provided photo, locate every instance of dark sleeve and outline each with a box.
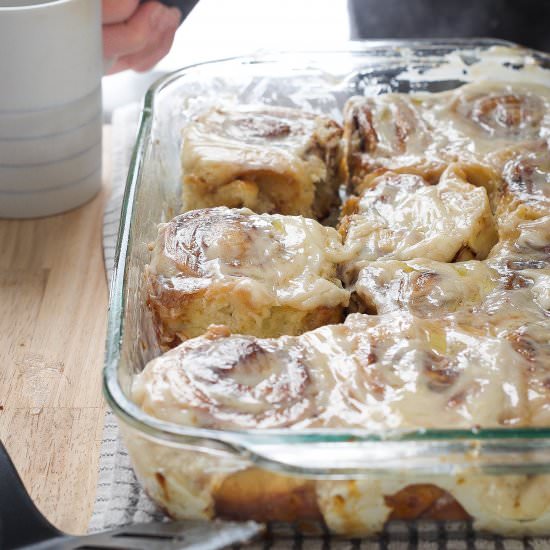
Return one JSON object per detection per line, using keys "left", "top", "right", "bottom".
{"left": 142, "top": 0, "right": 200, "bottom": 22}
{"left": 348, "top": 0, "right": 550, "bottom": 53}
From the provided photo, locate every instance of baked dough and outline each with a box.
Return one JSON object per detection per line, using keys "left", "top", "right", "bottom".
{"left": 132, "top": 312, "right": 550, "bottom": 533}
{"left": 132, "top": 80, "right": 550, "bottom": 536}
{"left": 181, "top": 105, "right": 342, "bottom": 219}
{"left": 345, "top": 258, "right": 498, "bottom": 316}
{"left": 487, "top": 139, "right": 550, "bottom": 233}
{"left": 343, "top": 81, "right": 550, "bottom": 193}
{"left": 339, "top": 165, "right": 497, "bottom": 270}
{"left": 146, "top": 206, "right": 349, "bottom": 346}
{"left": 134, "top": 312, "right": 535, "bottom": 432}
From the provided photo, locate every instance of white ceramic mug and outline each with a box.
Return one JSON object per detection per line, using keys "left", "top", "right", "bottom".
{"left": 0, "top": 0, "right": 103, "bottom": 218}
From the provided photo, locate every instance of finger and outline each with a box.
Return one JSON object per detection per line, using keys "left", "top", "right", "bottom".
{"left": 102, "top": 3, "right": 180, "bottom": 59}
{"left": 107, "top": 21, "right": 177, "bottom": 74}
{"left": 102, "top": 0, "right": 139, "bottom": 24}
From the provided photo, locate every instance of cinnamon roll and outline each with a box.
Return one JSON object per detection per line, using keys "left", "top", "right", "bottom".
{"left": 328, "top": 312, "right": 529, "bottom": 431}
{"left": 339, "top": 165, "right": 498, "bottom": 274}
{"left": 505, "top": 321, "right": 550, "bottom": 426}
{"left": 132, "top": 326, "right": 318, "bottom": 430}
{"left": 133, "top": 311, "right": 547, "bottom": 531}
{"left": 318, "top": 472, "right": 550, "bottom": 536}
{"left": 342, "top": 82, "right": 550, "bottom": 194}
{"left": 130, "top": 80, "right": 550, "bottom": 536}
{"left": 464, "top": 291, "right": 550, "bottom": 426}
{"left": 440, "top": 82, "right": 550, "bottom": 150}
{"left": 181, "top": 105, "right": 343, "bottom": 219}
{"left": 345, "top": 259, "right": 498, "bottom": 316}
{"left": 449, "top": 274, "right": 550, "bottom": 427}
{"left": 484, "top": 215, "right": 550, "bottom": 324}
{"left": 135, "top": 311, "right": 532, "bottom": 433}
{"left": 342, "top": 94, "right": 448, "bottom": 193}
{"left": 146, "top": 207, "right": 349, "bottom": 346}
{"left": 486, "top": 139, "right": 550, "bottom": 231}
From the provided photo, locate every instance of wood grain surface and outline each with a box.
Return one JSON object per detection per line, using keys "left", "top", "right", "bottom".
{"left": 0, "top": 128, "right": 111, "bottom": 534}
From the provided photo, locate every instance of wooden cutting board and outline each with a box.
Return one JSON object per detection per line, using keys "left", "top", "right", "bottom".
{"left": 0, "top": 127, "right": 111, "bottom": 534}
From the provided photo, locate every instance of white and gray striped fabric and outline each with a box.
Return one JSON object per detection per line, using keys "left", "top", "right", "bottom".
{"left": 101, "top": 103, "right": 141, "bottom": 282}
{"left": 92, "top": 103, "right": 550, "bottom": 549}
{"left": 92, "top": 103, "right": 150, "bottom": 533}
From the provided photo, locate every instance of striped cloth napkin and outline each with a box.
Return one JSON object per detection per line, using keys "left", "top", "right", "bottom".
{"left": 90, "top": 102, "right": 549, "bottom": 549}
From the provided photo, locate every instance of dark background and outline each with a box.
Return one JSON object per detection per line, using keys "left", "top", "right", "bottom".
{"left": 349, "top": 0, "right": 550, "bottom": 52}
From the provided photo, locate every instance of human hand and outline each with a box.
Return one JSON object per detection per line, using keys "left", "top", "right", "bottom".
{"left": 102, "top": 0, "right": 181, "bottom": 74}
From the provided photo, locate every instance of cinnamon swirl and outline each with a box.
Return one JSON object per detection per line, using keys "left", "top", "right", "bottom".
{"left": 343, "top": 82, "right": 550, "bottom": 194}
{"left": 135, "top": 311, "right": 533, "bottom": 433}
{"left": 440, "top": 82, "right": 550, "bottom": 149}
{"left": 343, "top": 93, "right": 447, "bottom": 193}
{"left": 345, "top": 259, "right": 498, "bottom": 316}
{"left": 132, "top": 325, "right": 317, "bottom": 430}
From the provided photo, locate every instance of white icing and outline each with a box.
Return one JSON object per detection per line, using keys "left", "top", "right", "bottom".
{"left": 148, "top": 207, "right": 350, "bottom": 312}
{"left": 342, "top": 165, "right": 497, "bottom": 264}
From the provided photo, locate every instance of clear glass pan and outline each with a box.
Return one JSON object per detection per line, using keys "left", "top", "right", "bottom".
{"left": 103, "top": 39, "right": 550, "bottom": 534}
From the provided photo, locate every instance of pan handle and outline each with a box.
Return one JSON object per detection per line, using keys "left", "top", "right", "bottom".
{"left": 0, "top": 440, "right": 61, "bottom": 549}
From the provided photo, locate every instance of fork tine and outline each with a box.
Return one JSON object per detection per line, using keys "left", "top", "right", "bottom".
{"left": 25, "top": 519, "right": 264, "bottom": 550}
{"left": 1, "top": 440, "right": 262, "bottom": 550}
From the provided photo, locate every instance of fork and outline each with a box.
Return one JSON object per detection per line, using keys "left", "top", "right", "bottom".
{"left": 0, "top": 441, "right": 263, "bottom": 550}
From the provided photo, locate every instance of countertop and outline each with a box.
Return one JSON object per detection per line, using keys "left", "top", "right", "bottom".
{"left": 0, "top": 128, "right": 111, "bottom": 534}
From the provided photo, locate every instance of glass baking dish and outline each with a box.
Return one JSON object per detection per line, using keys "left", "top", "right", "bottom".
{"left": 104, "top": 40, "right": 550, "bottom": 536}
